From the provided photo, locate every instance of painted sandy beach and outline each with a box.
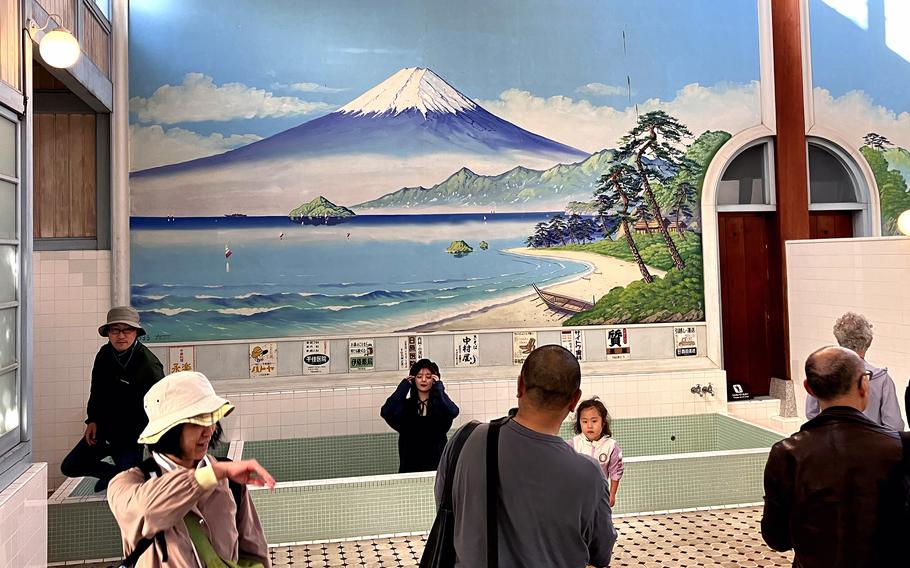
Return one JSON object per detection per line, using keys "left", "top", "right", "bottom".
{"left": 405, "top": 248, "right": 666, "bottom": 332}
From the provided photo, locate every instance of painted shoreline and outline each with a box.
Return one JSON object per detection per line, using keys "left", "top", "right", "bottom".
{"left": 400, "top": 247, "right": 666, "bottom": 332}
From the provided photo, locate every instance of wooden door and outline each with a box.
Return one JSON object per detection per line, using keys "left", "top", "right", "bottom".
{"left": 718, "top": 213, "right": 786, "bottom": 398}
{"left": 809, "top": 211, "right": 854, "bottom": 239}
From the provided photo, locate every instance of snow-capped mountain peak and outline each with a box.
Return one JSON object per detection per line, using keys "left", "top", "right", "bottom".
{"left": 339, "top": 67, "right": 477, "bottom": 118}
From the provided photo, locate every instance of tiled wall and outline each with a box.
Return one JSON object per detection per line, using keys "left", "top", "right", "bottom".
{"left": 219, "top": 369, "right": 728, "bottom": 442}
{"left": 728, "top": 399, "right": 803, "bottom": 435}
{"left": 27, "top": 248, "right": 717, "bottom": 490}
{"left": 145, "top": 324, "right": 709, "bottom": 380}
{"left": 0, "top": 463, "right": 48, "bottom": 568}
{"left": 787, "top": 237, "right": 910, "bottom": 420}
{"left": 32, "top": 251, "right": 111, "bottom": 489}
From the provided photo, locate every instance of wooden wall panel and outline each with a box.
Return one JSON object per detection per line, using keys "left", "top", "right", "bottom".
{"left": 53, "top": 114, "right": 70, "bottom": 236}
{"left": 33, "top": 62, "right": 68, "bottom": 90}
{"left": 0, "top": 0, "right": 20, "bottom": 91}
{"left": 33, "top": 112, "right": 96, "bottom": 238}
{"left": 36, "top": 0, "right": 76, "bottom": 31}
{"left": 82, "top": 7, "right": 110, "bottom": 77}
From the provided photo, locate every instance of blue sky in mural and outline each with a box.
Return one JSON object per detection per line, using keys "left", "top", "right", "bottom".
{"left": 810, "top": 0, "right": 909, "bottom": 112}
{"left": 129, "top": 0, "right": 759, "bottom": 140}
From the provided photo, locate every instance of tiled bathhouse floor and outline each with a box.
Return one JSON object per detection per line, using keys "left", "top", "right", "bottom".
{"left": 76, "top": 507, "right": 792, "bottom": 567}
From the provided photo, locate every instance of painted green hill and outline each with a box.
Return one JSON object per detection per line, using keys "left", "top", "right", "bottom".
{"left": 353, "top": 150, "right": 616, "bottom": 210}
{"left": 288, "top": 196, "right": 355, "bottom": 219}
{"left": 861, "top": 146, "right": 910, "bottom": 235}
{"left": 883, "top": 147, "right": 910, "bottom": 184}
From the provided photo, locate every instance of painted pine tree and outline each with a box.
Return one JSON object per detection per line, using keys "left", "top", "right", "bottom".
{"left": 595, "top": 163, "right": 654, "bottom": 283}
{"left": 618, "top": 110, "right": 696, "bottom": 270}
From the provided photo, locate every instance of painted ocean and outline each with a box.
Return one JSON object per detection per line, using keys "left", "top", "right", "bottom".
{"left": 131, "top": 213, "right": 590, "bottom": 342}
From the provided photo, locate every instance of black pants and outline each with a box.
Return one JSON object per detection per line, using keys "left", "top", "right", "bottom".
{"left": 60, "top": 437, "right": 144, "bottom": 484}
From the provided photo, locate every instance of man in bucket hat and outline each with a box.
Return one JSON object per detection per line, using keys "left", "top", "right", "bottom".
{"left": 61, "top": 306, "right": 164, "bottom": 491}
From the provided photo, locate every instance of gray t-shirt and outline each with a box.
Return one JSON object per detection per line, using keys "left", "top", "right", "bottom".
{"left": 435, "top": 419, "right": 616, "bottom": 568}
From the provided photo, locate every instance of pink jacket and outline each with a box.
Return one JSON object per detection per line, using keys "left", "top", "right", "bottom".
{"left": 570, "top": 434, "right": 624, "bottom": 481}
{"left": 107, "top": 454, "right": 270, "bottom": 568}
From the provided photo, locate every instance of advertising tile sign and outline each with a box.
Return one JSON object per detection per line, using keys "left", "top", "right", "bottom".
{"left": 512, "top": 331, "right": 538, "bottom": 365}
{"left": 398, "top": 335, "right": 426, "bottom": 371}
{"left": 454, "top": 334, "right": 479, "bottom": 367}
{"left": 560, "top": 330, "right": 585, "bottom": 361}
{"left": 349, "top": 338, "right": 375, "bottom": 371}
{"left": 606, "top": 328, "right": 631, "bottom": 360}
{"left": 249, "top": 342, "right": 277, "bottom": 378}
{"left": 303, "top": 339, "right": 331, "bottom": 375}
{"left": 168, "top": 346, "right": 196, "bottom": 374}
{"left": 674, "top": 326, "right": 698, "bottom": 357}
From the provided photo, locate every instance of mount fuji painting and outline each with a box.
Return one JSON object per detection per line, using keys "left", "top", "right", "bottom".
{"left": 129, "top": 0, "right": 763, "bottom": 342}
{"left": 131, "top": 68, "right": 588, "bottom": 217}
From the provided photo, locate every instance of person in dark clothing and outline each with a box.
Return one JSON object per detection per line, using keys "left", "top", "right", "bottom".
{"left": 762, "top": 345, "right": 905, "bottom": 568}
{"left": 380, "top": 359, "right": 459, "bottom": 473}
{"left": 61, "top": 306, "right": 165, "bottom": 491}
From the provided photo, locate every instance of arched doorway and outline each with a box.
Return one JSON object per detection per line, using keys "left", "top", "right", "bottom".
{"left": 714, "top": 139, "right": 786, "bottom": 398}
{"left": 703, "top": 134, "right": 877, "bottom": 399}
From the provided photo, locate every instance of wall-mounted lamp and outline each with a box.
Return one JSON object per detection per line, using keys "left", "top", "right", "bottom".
{"left": 27, "top": 14, "right": 81, "bottom": 69}
{"left": 898, "top": 210, "right": 910, "bottom": 237}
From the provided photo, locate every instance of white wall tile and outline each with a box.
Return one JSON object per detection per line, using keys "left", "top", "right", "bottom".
{"left": 787, "top": 238, "right": 910, "bottom": 421}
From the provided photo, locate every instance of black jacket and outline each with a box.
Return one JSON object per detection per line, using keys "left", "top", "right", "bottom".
{"left": 761, "top": 406, "right": 905, "bottom": 568}
{"left": 380, "top": 379, "right": 459, "bottom": 473}
{"left": 85, "top": 341, "right": 165, "bottom": 446}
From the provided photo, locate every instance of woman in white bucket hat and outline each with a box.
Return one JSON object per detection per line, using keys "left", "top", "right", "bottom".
{"left": 107, "top": 371, "right": 275, "bottom": 568}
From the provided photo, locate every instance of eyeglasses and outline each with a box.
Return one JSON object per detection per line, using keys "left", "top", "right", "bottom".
{"left": 857, "top": 369, "right": 873, "bottom": 387}
{"left": 108, "top": 327, "right": 137, "bottom": 336}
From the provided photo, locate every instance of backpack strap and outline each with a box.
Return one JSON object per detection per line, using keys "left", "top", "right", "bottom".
{"left": 486, "top": 417, "right": 509, "bottom": 568}
{"left": 440, "top": 421, "right": 481, "bottom": 511}
{"left": 214, "top": 456, "right": 243, "bottom": 507}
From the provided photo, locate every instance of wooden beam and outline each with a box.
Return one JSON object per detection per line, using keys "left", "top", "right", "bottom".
{"left": 771, "top": 0, "right": 810, "bottom": 380}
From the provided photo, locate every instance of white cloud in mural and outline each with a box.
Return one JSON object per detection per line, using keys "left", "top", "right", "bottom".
{"left": 576, "top": 82, "right": 628, "bottom": 97}
{"left": 129, "top": 124, "right": 262, "bottom": 171}
{"left": 288, "top": 82, "right": 347, "bottom": 93}
{"left": 130, "top": 73, "right": 334, "bottom": 124}
{"left": 813, "top": 87, "right": 910, "bottom": 149}
{"left": 477, "top": 81, "right": 761, "bottom": 153}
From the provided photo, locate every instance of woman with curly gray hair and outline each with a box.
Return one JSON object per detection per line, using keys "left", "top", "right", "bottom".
{"left": 805, "top": 312, "right": 904, "bottom": 431}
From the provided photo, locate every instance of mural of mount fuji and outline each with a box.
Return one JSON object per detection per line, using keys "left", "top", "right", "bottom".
{"left": 131, "top": 68, "right": 588, "bottom": 217}
{"left": 128, "top": 0, "right": 763, "bottom": 342}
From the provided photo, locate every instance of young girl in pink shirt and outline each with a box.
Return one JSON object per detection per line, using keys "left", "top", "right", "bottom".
{"left": 570, "top": 397, "right": 624, "bottom": 507}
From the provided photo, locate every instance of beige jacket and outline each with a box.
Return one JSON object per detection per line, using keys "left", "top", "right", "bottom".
{"left": 107, "top": 456, "right": 271, "bottom": 568}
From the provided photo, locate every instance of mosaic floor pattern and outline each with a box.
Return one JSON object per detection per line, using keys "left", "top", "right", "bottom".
{"left": 75, "top": 507, "right": 793, "bottom": 567}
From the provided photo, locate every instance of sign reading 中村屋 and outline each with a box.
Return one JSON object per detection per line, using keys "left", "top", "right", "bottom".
{"left": 674, "top": 326, "right": 698, "bottom": 357}
{"left": 398, "top": 335, "right": 426, "bottom": 371}
{"left": 606, "top": 328, "right": 631, "bottom": 360}
{"left": 302, "top": 339, "right": 331, "bottom": 375}
{"left": 512, "top": 331, "right": 538, "bottom": 365}
{"left": 349, "top": 338, "right": 375, "bottom": 371}
{"left": 168, "top": 346, "right": 196, "bottom": 374}
{"left": 249, "top": 342, "right": 277, "bottom": 378}
{"left": 454, "top": 334, "right": 479, "bottom": 367}
{"left": 560, "top": 330, "right": 585, "bottom": 361}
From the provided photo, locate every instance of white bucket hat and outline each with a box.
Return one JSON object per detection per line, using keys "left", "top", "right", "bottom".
{"left": 138, "top": 371, "right": 234, "bottom": 444}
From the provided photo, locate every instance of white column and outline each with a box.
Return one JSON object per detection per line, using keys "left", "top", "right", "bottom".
{"left": 110, "top": 0, "right": 130, "bottom": 305}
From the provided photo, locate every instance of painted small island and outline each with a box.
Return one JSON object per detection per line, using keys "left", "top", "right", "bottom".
{"left": 446, "top": 240, "right": 473, "bottom": 257}
{"left": 289, "top": 196, "right": 355, "bottom": 225}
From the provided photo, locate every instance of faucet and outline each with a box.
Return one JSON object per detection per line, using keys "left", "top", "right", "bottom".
{"left": 690, "top": 383, "right": 715, "bottom": 397}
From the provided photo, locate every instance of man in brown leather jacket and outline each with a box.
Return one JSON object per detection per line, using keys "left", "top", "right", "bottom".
{"left": 761, "top": 346, "right": 905, "bottom": 567}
